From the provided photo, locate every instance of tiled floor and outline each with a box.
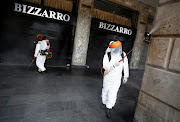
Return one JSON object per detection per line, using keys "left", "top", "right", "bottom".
{"left": 0, "top": 65, "right": 144, "bottom": 122}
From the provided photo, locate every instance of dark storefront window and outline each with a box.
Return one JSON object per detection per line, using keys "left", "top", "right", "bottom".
{"left": 0, "top": 1, "right": 77, "bottom": 66}
{"left": 86, "top": 0, "right": 139, "bottom": 68}
{"left": 87, "top": 19, "right": 137, "bottom": 68}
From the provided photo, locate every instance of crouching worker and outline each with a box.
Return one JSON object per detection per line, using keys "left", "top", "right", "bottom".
{"left": 34, "top": 34, "right": 51, "bottom": 73}
{"left": 101, "top": 40, "right": 129, "bottom": 118}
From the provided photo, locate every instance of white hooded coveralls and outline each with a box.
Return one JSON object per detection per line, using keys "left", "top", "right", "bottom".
{"left": 102, "top": 49, "right": 129, "bottom": 109}
{"left": 34, "top": 39, "right": 50, "bottom": 72}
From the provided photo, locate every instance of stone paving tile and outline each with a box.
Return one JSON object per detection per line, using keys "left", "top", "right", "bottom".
{"left": 0, "top": 65, "right": 143, "bottom": 122}
{"left": 0, "top": 96, "right": 9, "bottom": 106}
{"left": 0, "top": 104, "right": 27, "bottom": 117}
{"left": 0, "top": 116, "right": 24, "bottom": 122}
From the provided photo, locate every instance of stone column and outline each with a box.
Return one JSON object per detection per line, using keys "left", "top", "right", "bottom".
{"left": 130, "top": 13, "right": 147, "bottom": 69}
{"left": 71, "top": 0, "right": 94, "bottom": 67}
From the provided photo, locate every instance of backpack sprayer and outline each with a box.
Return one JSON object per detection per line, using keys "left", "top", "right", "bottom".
{"left": 27, "top": 35, "right": 52, "bottom": 70}
{"left": 101, "top": 32, "right": 151, "bottom": 76}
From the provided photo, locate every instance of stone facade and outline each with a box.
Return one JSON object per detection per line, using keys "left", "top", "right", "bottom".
{"left": 134, "top": 0, "right": 180, "bottom": 122}
{"left": 135, "top": 91, "right": 180, "bottom": 122}
{"left": 72, "top": 0, "right": 156, "bottom": 67}
{"left": 141, "top": 66, "right": 180, "bottom": 109}
{"left": 159, "top": 0, "right": 172, "bottom": 4}
{"left": 23, "top": 0, "right": 157, "bottom": 68}
{"left": 146, "top": 38, "right": 173, "bottom": 69}
{"left": 107, "top": 0, "right": 156, "bottom": 16}
{"left": 169, "top": 38, "right": 180, "bottom": 72}
{"left": 153, "top": 2, "right": 180, "bottom": 35}
{"left": 105, "top": 0, "right": 156, "bottom": 69}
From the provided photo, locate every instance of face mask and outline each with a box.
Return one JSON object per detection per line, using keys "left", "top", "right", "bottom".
{"left": 113, "top": 46, "right": 122, "bottom": 54}
{"left": 113, "top": 47, "right": 120, "bottom": 54}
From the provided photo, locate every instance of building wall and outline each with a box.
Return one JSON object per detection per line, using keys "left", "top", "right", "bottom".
{"left": 138, "top": 0, "right": 159, "bottom": 7}
{"left": 72, "top": 0, "right": 156, "bottom": 67}
{"left": 134, "top": 0, "right": 180, "bottom": 121}
{"left": 22, "top": 0, "right": 157, "bottom": 68}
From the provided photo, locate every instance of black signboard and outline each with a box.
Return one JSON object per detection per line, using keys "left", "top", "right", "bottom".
{"left": 8, "top": 0, "right": 77, "bottom": 26}
{"left": 91, "top": 18, "right": 136, "bottom": 38}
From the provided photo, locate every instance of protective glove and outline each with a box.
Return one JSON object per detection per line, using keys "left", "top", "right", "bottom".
{"left": 33, "top": 57, "right": 36, "bottom": 61}
{"left": 123, "top": 77, "right": 128, "bottom": 84}
{"left": 105, "top": 47, "right": 111, "bottom": 54}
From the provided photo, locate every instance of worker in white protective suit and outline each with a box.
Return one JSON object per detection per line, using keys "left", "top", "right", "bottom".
{"left": 101, "top": 40, "right": 129, "bottom": 118}
{"left": 34, "top": 35, "right": 50, "bottom": 73}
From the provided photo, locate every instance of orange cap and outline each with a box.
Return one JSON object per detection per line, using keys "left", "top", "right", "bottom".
{"left": 109, "top": 40, "right": 122, "bottom": 48}
{"left": 37, "top": 34, "right": 43, "bottom": 39}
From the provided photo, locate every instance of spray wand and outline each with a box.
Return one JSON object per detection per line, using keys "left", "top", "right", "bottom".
{"left": 27, "top": 58, "right": 36, "bottom": 70}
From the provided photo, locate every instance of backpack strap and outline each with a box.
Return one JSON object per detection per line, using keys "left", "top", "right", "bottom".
{"left": 121, "top": 52, "right": 124, "bottom": 62}
{"left": 107, "top": 52, "right": 111, "bottom": 61}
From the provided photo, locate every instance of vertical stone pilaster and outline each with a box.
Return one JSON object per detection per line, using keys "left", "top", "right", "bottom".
{"left": 71, "top": 0, "right": 94, "bottom": 66}
{"left": 169, "top": 38, "right": 180, "bottom": 72}
{"left": 130, "top": 13, "right": 147, "bottom": 69}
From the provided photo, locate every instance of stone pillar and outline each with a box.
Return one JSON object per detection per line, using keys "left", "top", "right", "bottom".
{"left": 134, "top": 1, "right": 180, "bottom": 122}
{"left": 71, "top": 0, "right": 94, "bottom": 67}
{"left": 130, "top": 13, "right": 147, "bottom": 69}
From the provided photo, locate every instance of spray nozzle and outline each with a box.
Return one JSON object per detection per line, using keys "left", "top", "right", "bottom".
{"left": 145, "top": 32, "right": 150, "bottom": 37}
{"left": 144, "top": 32, "right": 151, "bottom": 42}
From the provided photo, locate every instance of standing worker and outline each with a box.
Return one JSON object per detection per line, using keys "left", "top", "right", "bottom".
{"left": 101, "top": 40, "right": 129, "bottom": 118}
{"left": 34, "top": 34, "right": 50, "bottom": 73}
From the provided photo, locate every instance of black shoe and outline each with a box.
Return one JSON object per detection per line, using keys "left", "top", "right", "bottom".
{"left": 106, "top": 108, "right": 111, "bottom": 118}
{"left": 100, "top": 104, "right": 106, "bottom": 109}
{"left": 41, "top": 71, "right": 46, "bottom": 73}
{"left": 41, "top": 70, "right": 47, "bottom": 73}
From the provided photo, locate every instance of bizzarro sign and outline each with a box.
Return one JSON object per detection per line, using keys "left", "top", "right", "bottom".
{"left": 14, "top": 3, "right": 70, "bottom": 22}
{"left": 99, "top": 21, "right": 132, "bottom": 35}
{"left": 10, "top": 1, "right": 76, "bottom": 25}
{"left": 92, "top": 18, "right": 136, "bottom": 38}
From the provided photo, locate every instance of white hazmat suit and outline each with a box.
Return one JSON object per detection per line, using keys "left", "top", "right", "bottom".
{"left": 102, "top": 41, "right": 129, "bottom": 109}
{"left": 34, "top": 39, "right": 50, "bottom": 72}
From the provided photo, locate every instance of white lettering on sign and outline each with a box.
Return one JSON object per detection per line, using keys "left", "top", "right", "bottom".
{"left": 98, "top": 21, "right": 133, "bottom": 35}
{"left": 14, "top": 3, "right": 71, "bottom": 22}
